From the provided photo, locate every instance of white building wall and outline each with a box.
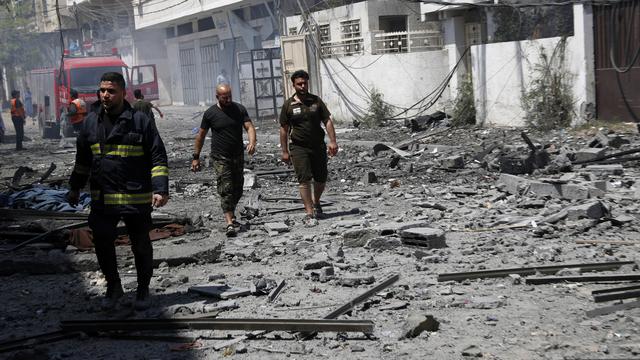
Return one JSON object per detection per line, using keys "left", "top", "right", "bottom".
{"left": 319, "top": 50, "right": 450, "bottom": 123}
{"left": 471, "top": 4, "right": 594, "bottom": 128}
{"left": 133, "top": 0, "right": 243, "bottom": 29}
{"left": 471, "top": 36, "right": 586, "bottom": 127}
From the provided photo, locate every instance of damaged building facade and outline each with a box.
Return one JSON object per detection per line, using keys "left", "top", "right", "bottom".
{"left": 132, "top": 0, "right": 280, "bottom": 116}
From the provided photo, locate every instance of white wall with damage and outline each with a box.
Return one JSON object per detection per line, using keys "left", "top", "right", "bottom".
{"left": 470, "top": 4, "right": 595, "bottom": 128}
{"left": 318, "top": 50, "right": 451, "bottom": 123}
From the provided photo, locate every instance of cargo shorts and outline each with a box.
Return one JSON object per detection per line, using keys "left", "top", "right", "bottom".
{"left": 289, "top": 143, "right": 328, "bottom": 183}
{"left": 212, "top": 154, "right": 244, "bottom": 212}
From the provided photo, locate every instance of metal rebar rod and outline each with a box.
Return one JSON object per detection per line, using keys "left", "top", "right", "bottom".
{"left": 586, "top": 300, "right": 640, "bottom": 318}
{"left": 592, "top": 283, "right": 640, "bottom": 295}
{"left": 60, "top": 318, "right": 374, "bottom": 333}
{"left": 437, "top": 261, "right": 635, "bottom": 282}
{"left": 525, "top": 274, "right": 640, "bottom": 285}
{"left": 593, "top": 289, "right": 640, "bottom": 303}
{"left": 298, "top": 274, "right": 400, "bottom": 340}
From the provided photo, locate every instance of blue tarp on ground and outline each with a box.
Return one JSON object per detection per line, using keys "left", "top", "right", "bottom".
{"left": 5, "top": 186, "right": 91, "bottom": 212}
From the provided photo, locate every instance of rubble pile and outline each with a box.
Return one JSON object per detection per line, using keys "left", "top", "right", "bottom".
{"left": 0, "top": 110, "right": 639, "bottom": 359}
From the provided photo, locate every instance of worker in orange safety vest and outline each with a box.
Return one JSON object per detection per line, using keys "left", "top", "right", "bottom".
{"left": 68, "top": 89, "right": 87, "bottom": 132}
{"left": 10, "top": 90, "right": 26, "bottom": 150}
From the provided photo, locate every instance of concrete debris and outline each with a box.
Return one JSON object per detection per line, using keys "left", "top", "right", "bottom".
{"left": 5, "top": 109, "right": 640, "bottom": 359}
{"left": 400, "top": 314, "right": 439, "bottom": 339}
{"left": 400, "top": 228, "right": 447, "bottom": 248}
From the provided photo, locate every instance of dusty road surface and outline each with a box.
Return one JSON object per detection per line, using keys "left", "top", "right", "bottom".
{"left": 1, "top": 107, "right": 640, "bottom": 359}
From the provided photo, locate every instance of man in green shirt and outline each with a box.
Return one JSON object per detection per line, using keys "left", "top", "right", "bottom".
{"left": 279, "top": 70, "right": 338, "bottom": 226}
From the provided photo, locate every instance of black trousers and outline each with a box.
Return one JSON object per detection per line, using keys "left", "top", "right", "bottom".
{"left": 11, "top": 116, "right": 24, "bottom": 150}
{"left": 88, "top": 211, "right": 153, "bottom": 289}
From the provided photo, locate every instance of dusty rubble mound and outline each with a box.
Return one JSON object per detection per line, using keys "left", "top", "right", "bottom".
{"left": 1, "top": 111, "right": 640, "bottom": 359}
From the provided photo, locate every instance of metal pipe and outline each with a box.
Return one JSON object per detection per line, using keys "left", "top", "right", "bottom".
{"left": 525, "top": 274, "right": 640, "bottom": 285}
{"left": 438, "top": 261, "right": 634, "bottom": 282}
{"left": 60, "top": 318, "right": 374, "bottom": 333}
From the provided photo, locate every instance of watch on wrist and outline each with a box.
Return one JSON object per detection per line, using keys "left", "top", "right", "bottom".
{"left": 192, "top": 153, "right": 200, "bottom": 160}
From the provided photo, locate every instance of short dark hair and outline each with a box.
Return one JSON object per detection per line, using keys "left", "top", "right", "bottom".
{"left": 70, "top": 89, "right": 78, "bottom": 98}
{"left": 100, "top": 72, "right": 126, "bottom": 90}
{"left": 11, "top": 90, "right": 20, "bottom": 98}
{"left": 133, "top": 89, "right": 143, "bottom": 99}
{"left": 290, "top": 69, "right": 309, "bottom": 82}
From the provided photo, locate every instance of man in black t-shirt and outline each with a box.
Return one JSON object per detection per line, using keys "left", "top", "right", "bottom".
{"left": 191, "top": 84, "right": 256, "bottom": 237}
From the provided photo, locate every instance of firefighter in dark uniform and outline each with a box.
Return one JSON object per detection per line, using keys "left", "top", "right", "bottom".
{"left": 68, "top": 89, "right": 87, "bottom": 132}
{"left": 67, "top": 72, "right": 169, "bottom": 311}
{"left": 10, "top": 90, "right": 26, "bottom": 150}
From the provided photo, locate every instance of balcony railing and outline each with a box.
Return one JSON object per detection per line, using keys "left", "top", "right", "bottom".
{"left": 320, "top": 38, "right": 364, "bottom": 58}
{"left": 373, "top": 30, "right": 443, "bottom": 54}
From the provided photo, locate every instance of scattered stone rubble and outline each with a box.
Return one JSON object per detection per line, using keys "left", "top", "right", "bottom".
{"left": 0, "top": 109, "right": 639, "bottom": 359}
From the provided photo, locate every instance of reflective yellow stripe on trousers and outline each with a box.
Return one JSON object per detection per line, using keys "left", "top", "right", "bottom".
{"left": 103, "top": 192, "right": 152, "bottom": 205}
{"left": 151, "top": 165, "right": 169, "bottom": 178}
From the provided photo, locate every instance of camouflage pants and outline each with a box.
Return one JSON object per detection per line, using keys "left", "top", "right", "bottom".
{"left": 212, "top": 154, "right": 244, "bottom": 212}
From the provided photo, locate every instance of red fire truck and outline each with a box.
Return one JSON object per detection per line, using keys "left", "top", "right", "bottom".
{"left": 29, "top": 51, "right": 158, "bottom": 138}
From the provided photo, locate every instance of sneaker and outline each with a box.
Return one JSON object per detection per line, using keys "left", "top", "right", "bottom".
{"left": 225, "top": 224, "right": 237, "bottom": 237}
{"left": 231, "top": 218, "right": 242, "bottom": 228}
{"left": 101, "top": 282, "right": 124, "bottom": 311}
{"left": 134, "top": 287, "right": 151, "bottom": 311}
{"left": 313, "top": 203, "right": 324, "bottom": 219}
{"left": 302, "top": 214, "right": 319, "bottom": 227}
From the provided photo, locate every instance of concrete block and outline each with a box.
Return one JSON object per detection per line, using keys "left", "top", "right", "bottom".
{"left": 498, "top": 174, "right": 529, "bottom": 195}
{"left": 264, "top": 222, "right": 289, "bottom": 233}
{"left": 566, "top": 201, "right": 608, "bottom": 220}
{"left": 362, "top": 171, "right": 377, "bottom": 184}
{"left": 400, "top": 227, "right": 447, "bottom": 248}
{"left": 588, "top": 132, "right": 609, "bottom": 148}
{"left": 441, "top": 155, "right": 464, "bottom": 169}
{"left": 574, "top": 147, "right": 606, "bottom": 162}
{"left": 527, "top": 181, "right": 590, "bottom": 200}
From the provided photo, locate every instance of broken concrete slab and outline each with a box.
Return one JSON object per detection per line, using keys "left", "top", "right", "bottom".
{"left": 302, "top": 257, "right": 332, "bottom": 270}
{"left": 583, "top": 164, "right": 624, "bottom": 175}
{"left": 400, "top": 314, "right": 439, "bottom": 339}
{"left": 498, "top": 174, "right": 529, "bottom": 195}
{"left": 339, "top": 275, "right": 375, "bottom": 287}
{"left": 400, "top": 228, "right": 447, "bottom": 248}
{"left": 365, "top": 236, "right": 403, "bottom": 250}
{"left": 153, "top": 236, "right": 222, "bottom": 267}
{"left": 566, "top": 201, "right": 609, "bottom": 220}
{"left": 188, "top": 284, "right": 252, "bottom": 299}
{"left": 375, "top": 220, "right": 431, "bottom": 236}
{"left": 574, "top": 147, "right": 606, "bottom": 163}
{"left": 527, "top": 181, "right": 590, "bottom": 200}
{"left": 343, "top": 228, "right": 377, "bottom": 247}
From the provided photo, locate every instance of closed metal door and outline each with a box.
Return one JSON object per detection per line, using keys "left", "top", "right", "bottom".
{"left": 179, "top": 47, "right": 198, "bottom": 105}
{"left": 200, "top": 44, "right": 219, "bottom": 104}
{"left": 594, "top": 0, "right": 640, "bottom": 122}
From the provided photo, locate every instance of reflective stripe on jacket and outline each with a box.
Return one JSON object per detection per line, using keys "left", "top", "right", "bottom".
{"left": 69, "top": 101, "right": 169, "bottom": 214}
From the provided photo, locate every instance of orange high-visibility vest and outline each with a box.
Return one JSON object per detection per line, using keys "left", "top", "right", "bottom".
{"left": 70, "top": 98, "right": 87, "bottom": 124}
{"left": 10, "top": 99, "right": 25, "bottom": 118}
